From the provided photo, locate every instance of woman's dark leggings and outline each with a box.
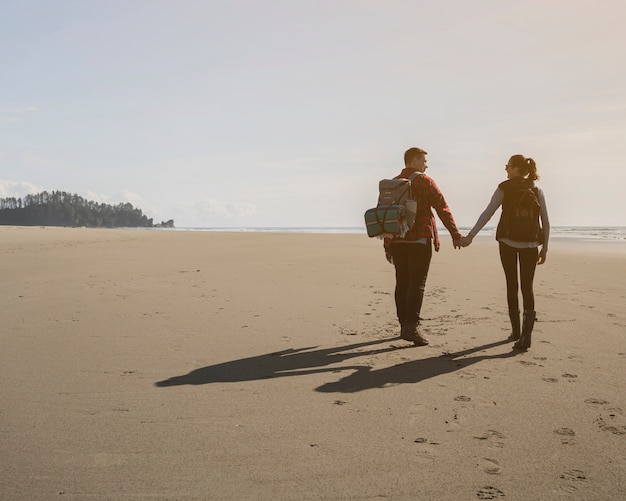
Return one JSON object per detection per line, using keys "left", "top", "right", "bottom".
{"left": 499, "top": 242, "right": 538, "bottom": 312}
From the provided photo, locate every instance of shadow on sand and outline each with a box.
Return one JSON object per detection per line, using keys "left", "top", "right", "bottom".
{"left": 155, "top": 337, "right": 519, "bottom": 392}
{"left": 155, "top": 337, "right": 404, "bottom": 387}
{"left": 315, "top": 339, "right": 517, "bottom": 393}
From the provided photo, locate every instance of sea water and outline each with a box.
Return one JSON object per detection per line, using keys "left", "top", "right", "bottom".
{"left": 166, "top": 226, "right": 626, "bottom": 241}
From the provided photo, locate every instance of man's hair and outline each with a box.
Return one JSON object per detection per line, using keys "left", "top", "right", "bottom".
{"left": 404, "top": 147, "right": 427, "bottom": 166}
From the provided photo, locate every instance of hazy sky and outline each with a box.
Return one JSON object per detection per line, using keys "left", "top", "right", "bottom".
{"left": 2, "top": 0, "right": 625, "bottom": 227}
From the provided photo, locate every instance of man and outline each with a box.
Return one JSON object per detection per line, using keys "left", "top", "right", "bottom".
{"left": 384, "top": 147, "right": 462, "bottom": 346}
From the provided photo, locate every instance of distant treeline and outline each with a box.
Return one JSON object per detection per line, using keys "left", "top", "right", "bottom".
{"left": 0, "top": 191, "right": 173, "bottom": 228}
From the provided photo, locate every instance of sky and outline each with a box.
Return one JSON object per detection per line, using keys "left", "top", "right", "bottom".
{"left": 2, "top": 0, "right": 626, "bottom": 228}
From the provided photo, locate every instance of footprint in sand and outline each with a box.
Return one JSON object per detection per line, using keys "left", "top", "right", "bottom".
{"left": 584, "top": 398, "right": 610, "bottom": 405}
{"left": 458, "top": 370, "right": 478, "bottom": 380}
{"left": 542, "top": 377, "right": 559, "bottom": 383}
{"left": 338, "top": 327, "right": 359, "bottom": 336}
{"left": 444, "top": 408, "right": 464, "bottom": 430}
{"left": 454, "top": 395, "right": 472, "bottom": 402}
{"left": 554, "top": 427, "right": 576, "bottom": 444}
{"left": 412, "top": 438, "right": 439, "bottom": 464}
{"left": 557, "top": 469, "right": 587, "bottom": 495}
{"left": 476, "top": 486, "right": 505, "bottom": 499}
{"left": 559, "top": 469, "right": 586, "bottom": 481}
{"left": 567, "top": 354, "right": 583, "bottom": 361}
{"left": 554, "top": 428, "right": 576, "bottom": 445}
{"left": 518, "top": 360, "right": 537, "bottom": 366}
{"left": 554, "top": 428, "right": 575, "bottom": 436}
{"left": 408, "top": 403, "right": 427, "bottom": 424}
{"left": 474, "top": 429, "right": 505, "bottom": 440}
{"left": 595, "top": 416, "right": 626, "bottom": 435}
{"left": 474, "top": 430, "right": 505, "bottom": 450}
{"left": 481, "top": 458, "right": 501, "bottom": 475}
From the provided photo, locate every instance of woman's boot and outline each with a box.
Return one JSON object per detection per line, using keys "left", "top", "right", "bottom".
{"left": 508, "top": 309, "right": 521, "bottom": 341}
{"left": 514, "top": 310, "right": 535, "bottom": 350}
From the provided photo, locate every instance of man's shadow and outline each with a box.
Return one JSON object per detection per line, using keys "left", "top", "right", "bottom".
{"left": 155, "top": 337, "right": 518, "bottom": 390}
{"left": 155, "top": 338, "right": 407, "bottom": 387}
{"left": 315, "top": 339, "right": 516, "bottom": 393}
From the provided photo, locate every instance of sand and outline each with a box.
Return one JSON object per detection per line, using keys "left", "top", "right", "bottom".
{"left": 1, "top": 226, "right": 624, "bottom": 500}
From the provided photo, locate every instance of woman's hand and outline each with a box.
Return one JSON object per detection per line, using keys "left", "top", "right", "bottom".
{"left": 538, "top": 247, "right": 547, "bottom": 265}
{"left": 458, "top": 235, "right": 474, "bottom": 247}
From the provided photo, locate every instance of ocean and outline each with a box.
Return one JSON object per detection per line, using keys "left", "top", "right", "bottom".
{"left": 165, "top": 226, "right": 626, "bottom": 241}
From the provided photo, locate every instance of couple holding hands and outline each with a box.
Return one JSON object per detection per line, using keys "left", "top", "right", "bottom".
{"left": 384, "top": 147, "right": 550, "bottom": 350}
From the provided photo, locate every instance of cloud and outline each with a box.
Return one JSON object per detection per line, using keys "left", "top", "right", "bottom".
{"left": 0, "top": 179, "right": 46, "bottom": 198}
{"left": 172, "top": 198, "right": 258, "bottom": 227}
{"left": 0, "top": 106, "right": 39, "bottom": 113}
{"left": 80, "top": 189, "right": 163, "bottom": 220}
{"left": 0, "top": 106, "right": 39, "bottom": 123}
{"left": 82, "top": 189, "right": 144, "bottom": 206}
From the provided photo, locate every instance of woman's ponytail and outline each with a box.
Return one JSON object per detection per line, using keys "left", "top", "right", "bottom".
{"left": 526, "top": 157, "right": 540, "bottom": 181}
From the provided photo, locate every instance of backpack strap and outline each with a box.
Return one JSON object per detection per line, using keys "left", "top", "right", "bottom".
{"left": 407, "top": 171, "right": 420, "bottom": 200}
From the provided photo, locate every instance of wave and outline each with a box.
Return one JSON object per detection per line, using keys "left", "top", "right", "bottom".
{"left": 160, "top": 226, "right": 626, "bottom": 241}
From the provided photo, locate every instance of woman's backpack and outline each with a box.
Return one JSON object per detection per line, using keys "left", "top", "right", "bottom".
{"left": 497, "top": 179, "right": 543, "bottom": 243}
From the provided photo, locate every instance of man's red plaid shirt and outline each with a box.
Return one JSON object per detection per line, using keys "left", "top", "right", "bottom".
{"left": 384, "top": 168, "right": 462, "bottom": 252}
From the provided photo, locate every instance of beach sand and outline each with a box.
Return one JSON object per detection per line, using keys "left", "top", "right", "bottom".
{"left": 1, "top": 226, "right": 624, "bottom": 500}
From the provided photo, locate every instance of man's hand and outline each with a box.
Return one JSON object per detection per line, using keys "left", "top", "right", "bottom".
{"left": 458, "top": 235, "right": 473, "bottom": 248}
{"left": 385, "top": 251, "right": 394, "bottom": 265}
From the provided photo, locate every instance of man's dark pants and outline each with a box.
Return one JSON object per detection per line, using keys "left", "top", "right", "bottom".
{"left": 390, "top": 241, "right": 432, "bottom": 326}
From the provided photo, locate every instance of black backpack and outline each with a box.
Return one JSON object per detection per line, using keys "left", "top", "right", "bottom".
{"left": 497, "top": 179, "right": 543, "bottom": 243}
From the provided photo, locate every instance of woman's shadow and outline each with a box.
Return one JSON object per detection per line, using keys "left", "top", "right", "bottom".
{"left": 155, "top": 337, "right": 517, "bottom": 390}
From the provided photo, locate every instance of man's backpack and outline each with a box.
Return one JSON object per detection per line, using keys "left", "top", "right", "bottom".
{"left": 497, "top": 180, "right": 543, "bottom": 243}
{"left": 364, "top": 172, "right": 419, "bottom": 238}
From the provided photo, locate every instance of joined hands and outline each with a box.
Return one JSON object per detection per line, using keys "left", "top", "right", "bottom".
{"left": 454, "top": 235, "right": 473, "bottom": 249}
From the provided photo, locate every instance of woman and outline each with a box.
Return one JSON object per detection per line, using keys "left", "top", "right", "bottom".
{"left": 460, "top": 154, "right": 550, "bottom": 350}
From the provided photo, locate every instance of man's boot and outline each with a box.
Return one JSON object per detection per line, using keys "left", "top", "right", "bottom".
{"left": 514, "top": 310, "right": 535, "bottom": 350}
{"left": 400, "top": 322, "right": 429, "bottom": 346}
{"left": 508, "top": 309, "right": 521, "bottom": 341}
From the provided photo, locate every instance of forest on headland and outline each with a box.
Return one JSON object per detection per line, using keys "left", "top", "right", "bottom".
{"left": 0, "top": 191, "right": 173, "bottom": 228}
